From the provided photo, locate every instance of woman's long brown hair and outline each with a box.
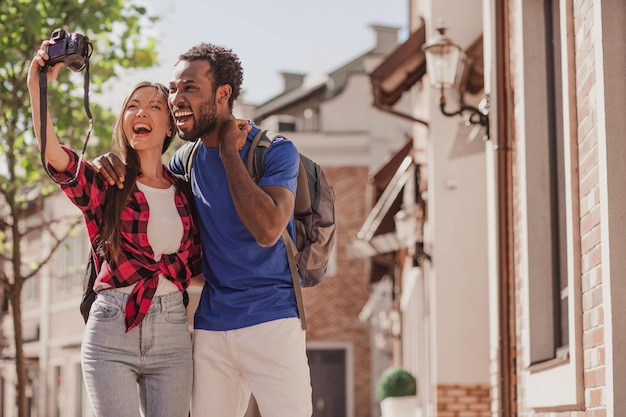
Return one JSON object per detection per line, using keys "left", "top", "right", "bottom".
{"left": 98, "top": 82, "right": 176, "bottom": 261}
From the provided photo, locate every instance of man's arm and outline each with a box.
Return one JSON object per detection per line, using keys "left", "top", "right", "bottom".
{"left": 219, "top": 120, "right": 296, "bottom": 247}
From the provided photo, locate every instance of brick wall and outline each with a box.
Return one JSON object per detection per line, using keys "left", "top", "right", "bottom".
{"left": 437, "top": 384, "right": 491, "bottom": 417}
{"left": 508, "top": 0, "right": 607, "bottom": 416}
{"left": 304, "top": 165, "right": 373, "bottom": 417}
{"left": 573, "top": 0, "right": 607, "bottom": 414}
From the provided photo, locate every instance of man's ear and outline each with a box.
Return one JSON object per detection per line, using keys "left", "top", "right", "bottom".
{"left": 216, "top": 84, "right": 232, "bottom": 105}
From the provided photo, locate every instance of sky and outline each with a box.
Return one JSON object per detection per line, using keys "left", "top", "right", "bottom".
{"left": 96, "top": 0, "right": 408, "bottom": 110}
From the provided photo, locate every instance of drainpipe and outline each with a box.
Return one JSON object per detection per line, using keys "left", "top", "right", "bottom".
{"left": 494, "top": 0, "right": 517, "bottom": 416}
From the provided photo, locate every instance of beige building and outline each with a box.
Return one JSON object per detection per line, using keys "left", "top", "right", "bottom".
{"left": 371, "top": 0, "right": 625, "bottom": 416}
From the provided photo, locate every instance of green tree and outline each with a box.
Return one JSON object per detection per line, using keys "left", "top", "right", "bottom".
{"left": 0, "top": 1, "right": 161, "bottom": 415}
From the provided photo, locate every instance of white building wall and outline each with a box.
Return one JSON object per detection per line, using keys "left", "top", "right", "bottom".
{"left": 423, "top": 0, "right": 491, "bottom": 389}
{"left": 1, "top": 192, "right": 90, "bottom": 417}
{"left": 319, "top": 74, "right": 414, "bottom": 172}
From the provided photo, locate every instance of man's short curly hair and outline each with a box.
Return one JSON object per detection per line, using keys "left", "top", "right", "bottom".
{"left": 178, "top": 43, "right": 244, "bottom": 110}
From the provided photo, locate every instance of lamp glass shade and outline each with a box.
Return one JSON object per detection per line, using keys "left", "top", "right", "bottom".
{"left": 424, "top": 43, "right": 461, "bottom": 88}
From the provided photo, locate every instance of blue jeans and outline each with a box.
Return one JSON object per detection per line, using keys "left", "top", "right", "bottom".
{"left": 81, "top": 289, "right": 192, "bottom": 417}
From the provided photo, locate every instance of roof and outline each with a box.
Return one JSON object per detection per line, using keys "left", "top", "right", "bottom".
{"left": 370, "top": 23, "right": 426, "bottom": 107}
{"left": 369, "top": 22, "right": 484, "bottom": 108}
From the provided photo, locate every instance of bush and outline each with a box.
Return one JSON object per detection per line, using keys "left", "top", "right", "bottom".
{"left": 375, "top": 367, "right": 417, "bottom": 401}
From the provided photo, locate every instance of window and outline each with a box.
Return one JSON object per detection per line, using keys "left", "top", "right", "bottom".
{"left": 53, "top": 365, "right": 62, "bottom": 417}
{"left": 521, "top": 0, "right": 583, "bottom": 409}
{"left": 534, "top": 0, "right": 568, "bottom": 362}
{"left": 22, "top": 276, "right": 40, "bottom": 302}
{"left": 278, "top": 121, "right": 297, "bottom": 132}
{"left": 55, "top": 228, "right": 88, "bottom": 291}
{"left": 21, "top": 233, "right": 41, "bottom": 303}
{"left": 263, "top": 115, "right": 298, "bottom": 132}
{"left": 74, "top": 363, "right": 85, "bottom": 417}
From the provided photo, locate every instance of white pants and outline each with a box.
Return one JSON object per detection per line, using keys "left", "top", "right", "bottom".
{"left": 191, "top": 317, "right": 312, "bottom": 417}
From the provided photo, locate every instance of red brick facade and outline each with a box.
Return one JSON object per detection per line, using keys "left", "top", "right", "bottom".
{"left": 303, "top": 166, "right": 373, "bottom": 417}
{"left": 508, "top": 0, "right": 607, "bottom": 415}
{"left": 437, "top": 384, "right": 491, "bottom": 417}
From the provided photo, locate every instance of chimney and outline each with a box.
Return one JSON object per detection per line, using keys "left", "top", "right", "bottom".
{"left": 281, "top": 72, "right": 306, "bottom": 93}
{"left": 370, "top": 25, "right": 400, "bottom": 55}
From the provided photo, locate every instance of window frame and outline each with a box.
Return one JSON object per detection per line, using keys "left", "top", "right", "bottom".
{"left": 54, "top": 227, "right": 88, "bottom": 292}
{"left": 519, "top": 0, "right": 584, "bottom": 409}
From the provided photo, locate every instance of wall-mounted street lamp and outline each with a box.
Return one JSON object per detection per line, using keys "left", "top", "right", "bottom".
{"left": 422, "top": 24, "right": 490, "bottom": 140}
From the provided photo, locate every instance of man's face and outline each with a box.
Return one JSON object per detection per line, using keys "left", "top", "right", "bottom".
{"left": 168, "top": 60, "right": 219, "bottom": 141}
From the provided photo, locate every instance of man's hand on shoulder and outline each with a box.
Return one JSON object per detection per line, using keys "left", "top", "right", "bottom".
{"left": 90, "top": 152, "right": 126, "bottom": 189}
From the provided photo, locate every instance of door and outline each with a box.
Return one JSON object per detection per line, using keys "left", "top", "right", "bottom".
{"left": 307, "top": 348, "right": 346, "bottom": 417}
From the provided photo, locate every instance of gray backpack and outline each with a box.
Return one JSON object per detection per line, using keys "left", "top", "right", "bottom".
{"left": 247, "top": 130, "right": 337, "bottom": 287}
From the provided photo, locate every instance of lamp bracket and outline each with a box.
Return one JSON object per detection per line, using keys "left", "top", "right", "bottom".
{"left": 439, "top": 92, "right": 490, "bottom": 140}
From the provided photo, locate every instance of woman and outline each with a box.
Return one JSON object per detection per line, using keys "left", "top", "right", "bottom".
{"left": 28, "top": 41, "right": 202, "bottom": 417}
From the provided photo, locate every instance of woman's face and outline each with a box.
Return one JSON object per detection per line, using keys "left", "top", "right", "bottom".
{"left": 122, "top": 86, "right": 172, "bottom": 152}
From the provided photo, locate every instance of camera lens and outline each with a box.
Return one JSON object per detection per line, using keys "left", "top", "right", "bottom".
{"left": 67, "top": 38, "right": 77, "bottom": 53}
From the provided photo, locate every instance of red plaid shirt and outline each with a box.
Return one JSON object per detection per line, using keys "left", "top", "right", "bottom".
{"left": 50, "top": 146, "right": 202, "bottom": 331}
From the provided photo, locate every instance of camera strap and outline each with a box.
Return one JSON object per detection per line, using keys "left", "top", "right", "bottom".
{"left": 39, "top": 62, "right": 93, "bottom": 186}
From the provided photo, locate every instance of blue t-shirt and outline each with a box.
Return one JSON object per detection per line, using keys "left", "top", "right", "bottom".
{"left": 168, "top": 125, "right": 300, "bottom": 330}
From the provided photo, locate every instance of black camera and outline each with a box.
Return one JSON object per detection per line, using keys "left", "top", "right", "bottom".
{"left": 45, "top": 28, "right": 91, "bottom": 72}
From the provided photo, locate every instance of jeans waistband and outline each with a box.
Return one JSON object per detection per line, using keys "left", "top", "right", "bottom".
{"left": 97, "top": 288, "right": 183, "bottom": 313}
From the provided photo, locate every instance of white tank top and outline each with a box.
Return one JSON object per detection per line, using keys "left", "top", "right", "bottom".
{"left": 119, "top": 182, "right": 183, "bottom": 296}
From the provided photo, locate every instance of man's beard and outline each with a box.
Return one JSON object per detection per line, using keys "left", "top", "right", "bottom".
{"left": 178, "top": 100, "right": 218, "bottom": 141}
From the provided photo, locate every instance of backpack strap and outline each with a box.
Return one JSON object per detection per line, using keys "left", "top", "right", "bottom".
{"left": 80, "top": 249, "right": 98, "bottom": 323}
{"left": 246, "top": 129, "right": 308, "bottom": 330}
{"left": 179, "top": 139, "right": 202, "bottom": 182}
{"left": 283, "top": 230, "right": 307, "bottom": 330}
{"left": 80, "top": 183, "right": 113, "bottom": 323}
{"left": 246, "top": 130, "right": 270, "bottom": 181}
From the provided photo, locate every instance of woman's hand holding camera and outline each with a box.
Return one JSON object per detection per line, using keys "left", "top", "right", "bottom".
{"left": 27, "top": 41, "right": 64, "bottom": 92}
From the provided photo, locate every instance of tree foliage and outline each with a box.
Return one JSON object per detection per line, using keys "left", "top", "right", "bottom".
{"left": 0, "top": 1, "right": 161, "bottom": 415}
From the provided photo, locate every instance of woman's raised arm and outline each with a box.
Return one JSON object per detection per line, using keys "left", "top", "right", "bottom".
{"left": 27, "top": 41, "right": 70, "bottom": 172}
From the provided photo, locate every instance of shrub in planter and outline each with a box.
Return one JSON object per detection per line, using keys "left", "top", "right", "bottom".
{"left": 375, "top": 367, "right": 417, "bottom": 401}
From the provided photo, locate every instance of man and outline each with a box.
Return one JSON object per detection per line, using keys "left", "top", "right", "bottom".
{"left": 96, "top": 43, "right": 312, "bottom": 417}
